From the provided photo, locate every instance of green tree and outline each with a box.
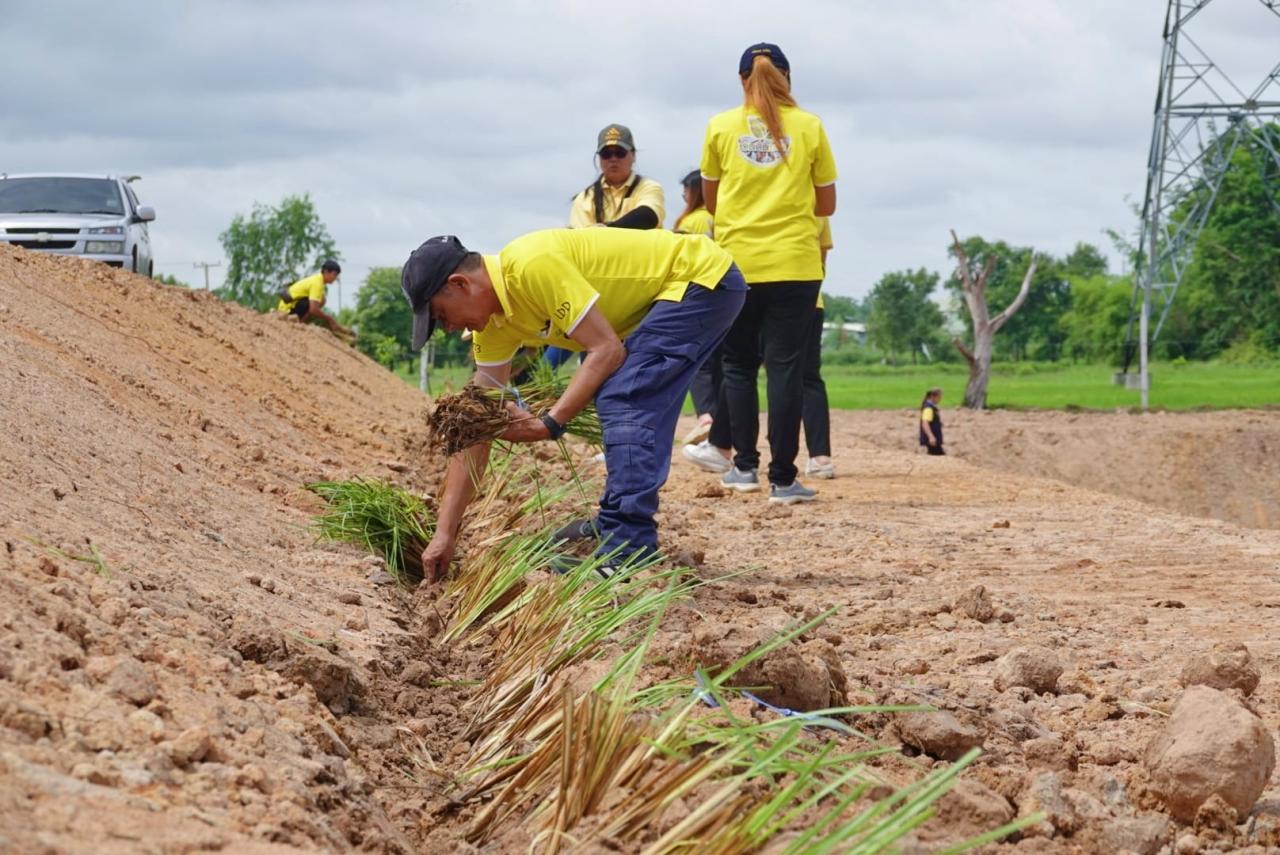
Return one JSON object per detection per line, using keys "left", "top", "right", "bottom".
{"left": 1165, "top": 128, "right": 1280, "bottom": 358}
{"left": 1058, "top": 274, "right": 1132, "bottom": 362}
{"left": 217, "top": 194, "right": 339, "bottom": 312}
{"left": 867, "top": 269, "right": 943, "bottom": 363}
{"left": 351, "top": 267, "right": 412, "bottom": 362}
{"left": 822, "top": 293, "right": 866, "bottom": 322}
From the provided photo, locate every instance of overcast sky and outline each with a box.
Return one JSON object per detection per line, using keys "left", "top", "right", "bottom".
{"left": 4, "top": 0, "right": 1279, "bottom": 308}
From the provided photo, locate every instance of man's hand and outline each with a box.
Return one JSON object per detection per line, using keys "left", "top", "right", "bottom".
{"left": 420, "top": 533, "right": 457, "bottom": 584}
{"left": 499, "top": 402, "right": 551, "bottom": 443}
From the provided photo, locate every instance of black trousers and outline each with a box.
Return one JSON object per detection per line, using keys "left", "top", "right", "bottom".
{"left": 688, "top": 343, "right": 722, "bottom": 417}
{"left": 801, "top": 307, "right": 831, "bottom": 458}
{"left": 709, "top": 280, "right": 822, "bottom": 486}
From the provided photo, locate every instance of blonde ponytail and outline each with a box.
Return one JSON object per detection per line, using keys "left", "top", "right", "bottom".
{"left": 742, "top": 55, "right": 797, "bottom": 163}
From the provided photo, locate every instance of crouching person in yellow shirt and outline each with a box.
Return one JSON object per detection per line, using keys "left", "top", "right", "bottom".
{"left": 276, "top": 259, "right": 354, "bottom": 339}
{"left": 401, "top": 228, "right": 746, "bottom": 582}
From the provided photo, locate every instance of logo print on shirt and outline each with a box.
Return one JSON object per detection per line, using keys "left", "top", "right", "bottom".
{"left": 736, "top": 116, "right": 790, "bottom": 167}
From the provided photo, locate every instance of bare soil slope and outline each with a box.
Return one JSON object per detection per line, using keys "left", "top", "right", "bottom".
{"left": 0, "top": 247, "right": 450, "bottom": 852}
{"left": 839, "top": 407, "right": 1280, "bottom": 530}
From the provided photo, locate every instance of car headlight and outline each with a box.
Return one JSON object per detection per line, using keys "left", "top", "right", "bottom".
{"left": 85, "top": 241, "right": 124, "bottom": 254}
{"left": 87, "top": 226, "right": 124, "bottom": 235}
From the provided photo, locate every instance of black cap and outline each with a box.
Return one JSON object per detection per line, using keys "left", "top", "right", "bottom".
{"left": 401, "top": 235, "right": 469, "bottom": 351}
{"left": 321, "top": 259, "right": 341, "bottom": 274}
{"left": 739, "top": 42, "right": 789, "bottom": 76}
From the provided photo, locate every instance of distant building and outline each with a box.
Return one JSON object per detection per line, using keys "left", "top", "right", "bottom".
{"left": 821, "top": 319, "right": 867, "bottom": 348}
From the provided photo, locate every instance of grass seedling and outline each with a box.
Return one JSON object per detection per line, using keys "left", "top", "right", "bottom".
{"left": 29, "top": 539, "right": 116, "bottom": 578}
{"left": 307, "top": 478, "right": 435, "bottom": 584}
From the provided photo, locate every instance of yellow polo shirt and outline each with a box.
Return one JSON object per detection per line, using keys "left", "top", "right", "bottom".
{"left": 568, "top": 174, "right": 666, "bottom": 228}
{"left": 674, "top": 207, "right": 714, "bottom": 238}
{"left": 700, "top": 104, "right": 837, "bottom": 283}
{"left": 471, "top": 228, "right": 734, "bottom": 366}
{"left": 816, "top": 217, "right": 833, "bottom": 310}
{"left": 276, "top": 273, "right": 326, "bottom": 313}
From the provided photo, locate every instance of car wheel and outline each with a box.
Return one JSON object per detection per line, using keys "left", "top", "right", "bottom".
{"left": 132, "top": 248, "right": 138, "bottom": 273}
{"left": 147, "top": 260, "right": 154, "bottom": 278}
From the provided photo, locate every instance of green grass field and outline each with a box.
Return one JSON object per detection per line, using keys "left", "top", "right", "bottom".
{"left": 396, "top": 359, "right": 1279, "bottom": 411}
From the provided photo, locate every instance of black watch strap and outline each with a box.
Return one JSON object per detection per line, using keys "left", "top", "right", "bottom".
{"left": 540, "top": 412, "right": 566, "bottom": 440}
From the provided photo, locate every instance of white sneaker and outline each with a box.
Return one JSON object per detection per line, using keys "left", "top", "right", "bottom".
{"left": 681, "top": 421, "right": 712, "bottom": 446}
{"left": 682, "top": 440, "right": 731, "bottom": 474}
{"left": 806, "top": 459, "right": 835, "bottom": 479}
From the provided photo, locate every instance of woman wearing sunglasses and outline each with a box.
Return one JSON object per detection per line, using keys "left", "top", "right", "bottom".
{"left": 568, "top": 124, "right": 666, "bottom": 230}
{"left": 698, "top": 43, "right": 838, "bottom": 504}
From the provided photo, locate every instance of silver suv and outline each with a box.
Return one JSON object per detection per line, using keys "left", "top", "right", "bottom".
{"left": 0, "top": 173, "right": 156, "bottom": 275}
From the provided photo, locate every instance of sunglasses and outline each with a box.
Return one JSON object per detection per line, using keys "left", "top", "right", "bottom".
{"left": 598, "top": 147, "right": 630, "bottom": 160}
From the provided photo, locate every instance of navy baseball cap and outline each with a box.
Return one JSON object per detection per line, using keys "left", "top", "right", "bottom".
{"left": 739, "top": 42, "right": 789, "bottom": 76}
{"left": 401, "top": 235, "right": 469, "bottom": 351}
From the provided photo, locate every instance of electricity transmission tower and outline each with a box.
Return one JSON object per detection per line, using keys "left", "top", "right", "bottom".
{"left": 1123, "top": 0, "right": 1280, "bottom": 408}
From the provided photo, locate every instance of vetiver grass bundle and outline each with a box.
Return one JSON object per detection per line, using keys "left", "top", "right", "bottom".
{"left": 307, "top": 478, "right": 434, "bottom": 583}
{"left": 452, "top": 573, "right": 1041, "bottom": 853}
{"left": 426, "top": 360, "right": 603, "bottom": 456}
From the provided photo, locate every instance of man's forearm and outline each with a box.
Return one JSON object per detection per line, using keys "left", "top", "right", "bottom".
{"left": 547, "top": 342, "right": 624, "bottom": 427}
{"left": 436, "top": 442, "right": 492, "bottom": 540}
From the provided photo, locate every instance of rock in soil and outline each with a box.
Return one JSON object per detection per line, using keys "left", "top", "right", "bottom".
{"left": 993, "top": 646, "right": 1063, "bottom": 694}
{"left": 1193, "top": 792, "right": 1239, "bottom": 833}
{"left": 679, "top": 620, "right": 848, "bottom": 711}
{"left": 1144, "top": 685, "right": 1276, "bottom": 823}
{"left": 86, "top": 656, "right": 158, "bottom": 707}
{"left": 894, "top": 708, "right": 983, "bottom": 761}
{"left": 1179, "top": 642, "right": 1261, "bottom": 696}
{"left": 1099, "top": 814, "right": 1173, "bottom": 855}
{"left": 280, "top": 648, "right": 364, "bottom": 715}
{"left": 936, "top": 779, "right": 1015, "bottom": 828}
{"left": 953, "top": 584, "right": 995, "bottom": 622}
{"left": 1022, "top": 734, "right": 1078, "bottom": 772}
{"left": 1017, "top": 771, "right": 1071, "bottom": 838}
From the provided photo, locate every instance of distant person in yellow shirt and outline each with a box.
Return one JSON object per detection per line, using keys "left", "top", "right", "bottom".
{"left": 920, "top": 387, "right": 945, "bottom": 455}
{"left": 672, "top": 170, "right": 713, "bottom": 237}
{"left": 400, "top": 228, "right": 746, "bottom": 582}
{"left": 276, "top": 260, "right": 353, "bottom": 338}
{"left": 568, "top": 125, "right": 666, "bottom": 229}
{"left": 698, "top": 42, "right": 837, "bottom": 504}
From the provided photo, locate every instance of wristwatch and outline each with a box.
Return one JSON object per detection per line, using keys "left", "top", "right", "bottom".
{"left": 539, "top": 411, "right": 566, "bottom": 440}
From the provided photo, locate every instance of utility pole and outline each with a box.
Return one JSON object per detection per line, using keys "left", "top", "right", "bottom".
{"left": 193, "top": 261, "right": 221, "bottom": 291}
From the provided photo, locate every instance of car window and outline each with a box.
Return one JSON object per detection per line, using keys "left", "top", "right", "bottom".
{"left": 0, "top": 177, "right": 125, "bottom": 216}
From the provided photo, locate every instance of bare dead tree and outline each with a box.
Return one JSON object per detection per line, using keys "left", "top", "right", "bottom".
{"left": 950, "top": 230, "right": 1037, "bottom": 409}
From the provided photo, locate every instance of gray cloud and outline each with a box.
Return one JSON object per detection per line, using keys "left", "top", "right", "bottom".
{"left": 3, "top": 0, "right": 1279, "bottom": 304}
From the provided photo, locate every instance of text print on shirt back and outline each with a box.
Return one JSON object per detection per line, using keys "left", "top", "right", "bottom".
{"left": 737, "top": 116, "right": 791, "bottom": 167}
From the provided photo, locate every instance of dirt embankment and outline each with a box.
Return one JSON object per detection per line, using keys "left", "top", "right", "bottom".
{"left": 840, "top": 407, "right": 1280, "bottom": 530}
{"left": 0, "top": 246, "right": 461, "bottom": 852}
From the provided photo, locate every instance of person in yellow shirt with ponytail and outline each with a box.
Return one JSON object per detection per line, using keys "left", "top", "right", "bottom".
{"left": 698, "top": 42, "right": 837, "bottom": 504}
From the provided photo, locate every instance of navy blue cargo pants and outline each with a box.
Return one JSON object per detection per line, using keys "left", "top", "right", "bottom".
{"left": 593, "top": 264, "right": 747, "bottom": 562}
